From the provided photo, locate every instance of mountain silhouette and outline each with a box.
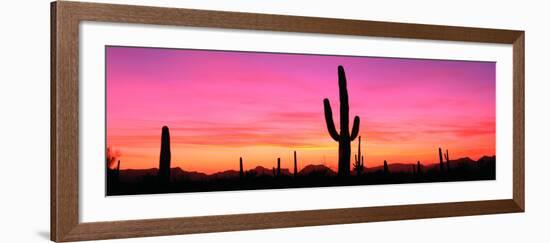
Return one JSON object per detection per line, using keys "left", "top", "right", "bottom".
{"left": 172, "top": 167, "right": 209, "bottom": 181}
{"left": 299, "top": 164, "right": 337, "bottom": 177}
{"left": 248, "top": 166, "right": 274, "bottom": 176}
{"left": 477, "top": 155, "right": 496, "bottom": 165}
{"left": 209, "top": 169, "right": 239, "bottom": 180}
{"left": 108, "top": 155, "right": 495, "bottom": 196}
{"left": 114, "top": 155, "right": 494, "bottom": 184}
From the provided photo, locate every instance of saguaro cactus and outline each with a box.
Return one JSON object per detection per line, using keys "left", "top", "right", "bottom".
{"left": 107, "top": 159, "right": 121, "bottom": 194}
{"left": 277, "top": 158, "right": 281, "bottom": 177}
{"left": 158, "top": 126, "right": 171, "bottom": 184}
{"left": 383, "top": 160, "right": 389, "bottom": 174}
{"left": 438, "top": 147, "right": 444, "bottom": 172}
{"left": 444, "top": 149, "right": 450, "bottom": 172}
{"left": 353, "top": 136, "right": 364, "bottom": 176}
{"left": 293, "top": 151, "right": 298, "bottom": 177}
{"left": 116, "top": 160, "right": 121, "bottom": 180}
{"left": 108, "top": 160, "right": 121, "bottom": 186}
{"left": 323, "top": 65, "right": 361, "bottom": 176}
{"left": 353, "top": 155, "right": 364, "bottom": 176}
{"left": 239, "top": 157, "right": 244, "bottom": 179}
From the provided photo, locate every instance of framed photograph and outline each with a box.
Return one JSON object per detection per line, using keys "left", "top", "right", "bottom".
{"left": 51, "top": 1, "right": 524, "bottom": 242}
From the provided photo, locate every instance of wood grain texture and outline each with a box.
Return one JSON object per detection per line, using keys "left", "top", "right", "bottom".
{"left": 50, "top": 2, "right": 57, "bottom": 241}
{"left": 59, "top": 1, "right": 523, "bottom": 43}
{"left": 512, "top": 33, "right": 525, "bottom": 211}
{"left": 51, "top": 1, "right": 80, "bottom": 241}
{"left": 50, "top": 1, "right": 525, "bottom": 242}
{"left": 62, "top": 199, "right": 521, "bottom": 242}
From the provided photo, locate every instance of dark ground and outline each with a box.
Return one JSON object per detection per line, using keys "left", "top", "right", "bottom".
{"left": 106, "top": 156, "right": 495, "bottom": 196}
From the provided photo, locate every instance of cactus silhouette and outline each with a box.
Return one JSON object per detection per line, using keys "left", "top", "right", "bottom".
{"left": 353, "top": 136, "right": 364, "bottom": 176}
{"left": 116, "top": 160, "right": 120, "bottom": 179}
{"left": 293, "top": 151, "right": 298, "bottom": 177}
{"left": 277, "top": 158, "right": 281, "bottom": 177}
{"left": 444, "top": 149, "right": 450, "bottom": 172}
{"left": 158, "top": 126, "right": 171, "bottom": 184}
{"left": 383, "top": 160, "right": 389, "bottom": 174}
{"left": 417, "top": 161, "right": 421, "bottom": 174}
{"left": 239, "top": 157, "right": 244, "bottom": 179}
{"left": 323, "top": 66, "right": 360, "bottom": 176}
{"left": 106, "top": 159, "right": 121, "bottom": 194}
{"left": 354, "top": 155, "right": 364, "bottom": 176}
{"left": 438, "top": 147, "right": 444, "bottom": 172}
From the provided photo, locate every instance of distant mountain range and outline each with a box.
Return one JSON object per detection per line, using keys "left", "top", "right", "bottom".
{"left": 116, "top": 155, "right": 495, "bottom": 184}
{"left": 365, "top": 156, "right": 495, "bottom": 173}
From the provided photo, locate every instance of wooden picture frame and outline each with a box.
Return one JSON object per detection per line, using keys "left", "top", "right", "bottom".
{"left": 51, "top": 1, "right": 524, "bottom": 242}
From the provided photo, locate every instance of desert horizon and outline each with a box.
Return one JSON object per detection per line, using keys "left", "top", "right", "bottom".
{"left": 107, "top": 125, "right": 496, "bottom": 195}
{"left": 107, "top": 134, "right": 495, "bottom": 177}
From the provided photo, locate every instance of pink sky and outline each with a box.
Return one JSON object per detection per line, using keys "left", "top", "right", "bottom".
{"left": 106, "top": 46, "right": 495, "bottom": 173}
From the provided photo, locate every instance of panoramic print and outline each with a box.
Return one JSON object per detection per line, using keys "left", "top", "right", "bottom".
{"left": 105, "top": 46, "right": 496, "bottom": 195}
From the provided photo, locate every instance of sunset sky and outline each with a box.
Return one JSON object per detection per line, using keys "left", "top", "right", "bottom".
{"left": 106, "top": 46, "right": 496, "bottom": 174}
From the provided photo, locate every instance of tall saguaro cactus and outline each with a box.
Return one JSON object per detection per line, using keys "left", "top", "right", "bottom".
{"left": 383, "top": 160, "right": 389, "bottom": 174}
{"left": 438, "top": 147, "right": 444, "bottom": 172}
{"left": 115, "top": 160, "right": 121, "bottom": 180}
{"left": 353, "top": 136, "right": 364, "bottom": 176}
{"left": 293, "top": 151, "right": 298, "bottom": 177}
{"left": 158, "top": 126, "right": 171, "bottom": 184}
{"left": 323, "top": 65, "right": 361, "bottom": 176}
{"left": 239, "top": 157, "right": 244, "bottom": 179}
{"left": 444, "top": 149, "right": 450, "bottom": 172}
{"left": 277, "top": 158, "right": 281, "bottom": 177}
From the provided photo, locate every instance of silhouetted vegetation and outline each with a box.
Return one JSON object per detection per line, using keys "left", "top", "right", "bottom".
{"left": 445, "top": 149, "right": 450, "bottom": 172}
{"left": 293, "top": 151, "right": 298, "bottom": 178}
{"left": 323, "top": 66, "right": 361, "bottom": 176}
{"left": 353, "top": 136, "right": 365, "bottom": 176}
{"left": 276, "top": 158, "right": 281, "bottom": 177}
{"left": 439, "top": 147, "right": 444, "bottom": 172}
{"left": 239, "top": 157, "right": 244, "bottom": 180}
{"left": 106, "top": 154, "right": 496, "bottom": 196}
{"left": 158, "top": 126, "right": 171, "bottom": 184}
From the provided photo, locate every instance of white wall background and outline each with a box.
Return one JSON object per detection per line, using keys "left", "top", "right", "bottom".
{"left": 0, "top": 0, "right": 547, "bottom": 242}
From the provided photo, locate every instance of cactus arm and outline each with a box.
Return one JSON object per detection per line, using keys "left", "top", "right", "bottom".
{"left": 350, "top": 116, "right": 360, "bottom": 140}
{"left": 323, "top": 98, "right": 340, "bottom": 141}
